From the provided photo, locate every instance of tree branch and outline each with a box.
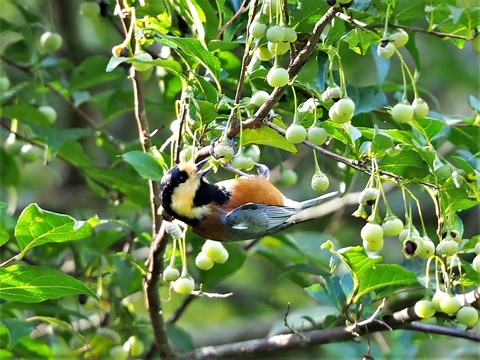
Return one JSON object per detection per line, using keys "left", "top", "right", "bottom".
{"left": 181, "top": 295, "right": 480, "bottom": 359}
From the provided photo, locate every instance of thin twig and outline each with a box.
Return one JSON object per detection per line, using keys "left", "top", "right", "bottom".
{"left": 215, "top": 0, "right": 248, "bottom": 40}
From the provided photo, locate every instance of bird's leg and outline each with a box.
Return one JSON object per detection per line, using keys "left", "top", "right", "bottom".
{"left": 253, "top": 163, "right": 270, "bottom": 180}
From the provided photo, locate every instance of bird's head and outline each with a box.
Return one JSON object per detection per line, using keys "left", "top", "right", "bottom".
{"left": 160, "top": 159, "right": 213, "bottom": 221}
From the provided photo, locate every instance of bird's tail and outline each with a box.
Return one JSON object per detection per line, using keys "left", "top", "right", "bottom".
{"left": 298, "top": 191, "right": 338, "bottom": 209}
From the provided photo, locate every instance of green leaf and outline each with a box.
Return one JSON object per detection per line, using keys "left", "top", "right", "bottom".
{"left": 70, "top": 55, "right": 125, "bottom": 90}
{"left": 29, "top": 125, "right": 92, "bottom": 161}
{"left": 337, "top": 246, "right": 382, "bottom": 278}
{"left": 166, "top": 323, "right": 195, "bottom": 353}
{"left": 0, "top": 265, "right": 97, "bottom": 303}
{"left": 122, "top": 151, "right": 163, "bottom": 181}
{"left": 305, "top": 278, "right": 345, "bottom": 309}
{"left": 371, "top": 126, "right": 394, "bottom": 157}
{"left": 378, "top": 149, "right": 430, "bottom": 179}
{"left": 1, "top": 104, "right": 55, "bottom": 127}
{"left": 414, "top": 118, "right": 446, "bottom": 141}
{"left": 155, "top": 35, "right": 221, "bottom": 84}
{"left": 0, "top": 319, "right": 34, "bottom": 349}
{"left": 0, "top": 148, "right": 20, "bottom": 186}
{"left": 354, "top": 264, "right": 418, "bottom": 302}
{"left": 243, "top": 125, "right": 297, "bottom": 153}
{"left": 14, "top": 204, "right": 92, "bottom": 256}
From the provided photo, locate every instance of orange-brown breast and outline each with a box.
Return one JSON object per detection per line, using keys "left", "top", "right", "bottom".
{"left": 191, "top": 176, "right": 286, "bottom": 241}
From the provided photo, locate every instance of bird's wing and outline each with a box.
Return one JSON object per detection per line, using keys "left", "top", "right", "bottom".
{"left": 224, "top": 203, "right": 301, "bottom": 240}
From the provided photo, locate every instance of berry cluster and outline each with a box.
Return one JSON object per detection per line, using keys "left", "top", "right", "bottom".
{"left": 162, "top": 222, "right": 230, "bottom": 295}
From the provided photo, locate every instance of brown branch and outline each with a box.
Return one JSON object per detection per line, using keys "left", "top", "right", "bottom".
{"left": 227, "top": 6, "right": 338, "bottom": 137}
{"left": 181, "top": 289, "right": 480, "bottom": 359}
{"left": 215, "top": 0, "right": 248, "bottom": 40}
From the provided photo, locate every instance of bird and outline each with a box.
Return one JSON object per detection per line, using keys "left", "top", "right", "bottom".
{"left": 160, "top": 159, "right": 337, "bottom": 241}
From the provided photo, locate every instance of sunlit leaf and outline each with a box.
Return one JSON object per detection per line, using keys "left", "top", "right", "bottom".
{"left": 14, "top": 204, "right": 92, "bottom": 255}
{"left": 0, "top": 265, "right": 97, "bottom": 303}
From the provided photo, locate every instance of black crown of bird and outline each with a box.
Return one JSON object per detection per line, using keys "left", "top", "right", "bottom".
{"left": 160, "top": 158, "right": 337, "bottom": 242}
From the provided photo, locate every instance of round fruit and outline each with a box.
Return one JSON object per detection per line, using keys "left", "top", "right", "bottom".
{"left": 195, "top": 251, "right": 214, "bottom": 270}
{"left": 307, "top": 126, "right": 328, "bottom": 145}
{"left": 40, "top": 31, "right": 63, "bottom": 53}
{"left": 377, "top": 39, "right": 396, "bottom": 59}
{"left": 391, "top": 102, "right": 414, "bottom": 124}
{"left": 173, "top": 276, "right": 195, "bottom": 294}
{"left": 4, "top": 135, "right": 22, "bottom": 155}
{"left": 268, "top": 41, "right": 290, "bottom": 55}
{"left": 203, "top": 240, "right": 226, "bottom": 260}
{"left": 180, "top": 145, "right": 195, "bottom": 162}
{"left": 431, "top": 291, "right": 446, "bottom": 311}
{"left": 38, "top": 105, "right": 57, "bottom": 125}
{"left": 230, "top": 153, "right": 254, "bottom": 170}
{"left": 412, "top": 98, "right": 429, "bottom": 119}
{"left": 456, "top": 306, "right": 479, "bottom": 326}
{"left": 285, "top": 124, "right": 307, "bottom": 144}
{"left": 267, "top": 67, "right": 290, "bottom": 87}
{"left": 388, "top": 29, "right": 409, "bottom": 47}
{"left": 283, "top": 27, "right": 297, "bottom": 43}
{"left": 414, "top": 299, "right": 436, "bottom": 318}
{"left": 132, "top": 52, "right": 153, "bottom": 71}
{"left": 311, "top": 171, "right": 329, "bottom": 192}
{"left": 163, "top": 266, "right": 180, "bottom": 282}
{"left": 266, "top": 25, "right": 285, "bottom": 43}
{"left": 250, "top": 21, "right": 267, "bottom": 38}
{"left": 0, "top": 76, "right": 10, "bottom": 92}
{"left": 382, "top": 217, "right": 404, "bottom": 236}
{"left": 361, "top": 223, "right": 384, "bottom": 243}
{"left": 214, "top": 141, "right": 234, "bottom": 162}
{"left": 358, "top": 187, "right": 379, "bottom": 206}
{"left": 363, "top": 237, "right": 384, "bottom": 252}
{"left": 20, "top": 144, "right": 41, "bottom": 163}
{"left": 328, "top": 99, "right": 354, "bottom": 124}
{"left": 123, "top": 335, "right": 145, "bottom": 357}
{"left": 110, "top": 345, "right": 129, "bottom": 360}
{"left": 278, "top": 169, "right": 298, "bottom": 187}
{"left": 212, "top": 247, "right": 229, "bottom": 263}
{"left": 436, "top": 239, "right": 458, "bottom": 256}
{"left": 472, "top": 255, "right": 480, "bottom": 272}
{"left": 417, "top": 236, "right": 435, "bottom": 259}
{"left": 80, "top": 2, "right": 101, "bottom": 18}
{"left": 439, "top": 294, "right": 462, "bottom": 315}
{"left": 256, "top": 47, "right": 273, "bottom": 61}
{"left": 250, "top": 90, "right": 270, "bottom": 107}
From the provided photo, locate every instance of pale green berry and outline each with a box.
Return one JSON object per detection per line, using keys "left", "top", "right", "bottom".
{"left": 80, "top": 2, "right": 101, "bottom": 18}
{"left": 412, "top": 97, "right": 429, "bottom": 119}
{"left": 436, "top": 239, "right": 458, "bottom": 256}
{"left": 307, "top": 126, "right": 328, "bottom": 145}
{"left": 382, "top": 217, "right": 404, "bottom": 236}
{"left": 278, "top": 169, "right": 298, "bottom": 187}
{"left": 266, "top": 25, "right": 285, "bottom": 43}
{"left": 163, "top": 266, "right": 180, "bottom": 282}
{"left": 311, "top": 171, "right": 329, "bottom": 192}
{"left": 123, "top": 335, "right": 145, "bottom": 357}
{"left": 250, "top": 21, "right": 267, "bottom": 38}
{"left": 414, "top": 299, "right": 436, "bottom": 318}
{"left": 388, "top": 29, "right": 409, "bottom": 48}
{"left": 256, "top": 47, "right": 274, "bottom": 61}
{"left": 417, "top": 236, "right": 435, "bottom": 259}
{"left": 363, "top": 237, "right": 384, "bottom": 252}
{"left": 250, "top": 90, "right": 270, "bottom": 107}
{"left": 40, "top": 31, "right": 63, "bottom": 52}
{"left": 285, "top": 124, "right": 307, "bottom": 144}
{"left": 267, "top": 67, "right": 289, "bottom": 87}
{"left": 282, "top": 27, "right": 297, "bottom": 43}
{"left": 361, "top": 223, "right": 384, "bottom": 243}
{"left": 132, "top": 52, "right": 153, "bottom": 72}
{"left": 358, "top": 187, "right": 379, "bottom": 206}
{"left": 472, "top": 255, "right": 480, "bottom": 272}
{"left": 195, "top": 251, "right": 214, "bottom": 270}
{"left": 173, "top": 276, "right": 195, "bottom": 294}
{"left": 456, "top": 306, "right": 479, "bottom": 326}
{"left": 439, "top": 294, "right": 462, "bottom": 315}
{"left": 392, "top": 102, "right": 414, "bottom": 124}
{"left": 268, "top": 41, "right": 290, "bottom": 55}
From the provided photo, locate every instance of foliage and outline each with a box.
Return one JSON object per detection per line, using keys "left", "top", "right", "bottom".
{"left": 0, "top": 0, "right": 479, "bottom": 359}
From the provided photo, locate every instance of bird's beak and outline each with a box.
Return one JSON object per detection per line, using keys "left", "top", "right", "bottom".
{"left": 195, "top": 158, "right": 213, "bottom": 178}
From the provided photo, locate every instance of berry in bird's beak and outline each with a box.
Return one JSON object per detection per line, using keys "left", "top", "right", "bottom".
{"left": 195, "top": 159, "right": 213, "bottom": 178}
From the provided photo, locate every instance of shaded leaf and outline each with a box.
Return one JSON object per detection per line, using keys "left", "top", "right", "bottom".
{"left": 122, "top": 151, "right": 163, "bottom": 181}
{"left": 243, "top": 125, "right": 297, "bottom": 153}
{"left": 0, "top": 318, "right": 34, "bottom": 349}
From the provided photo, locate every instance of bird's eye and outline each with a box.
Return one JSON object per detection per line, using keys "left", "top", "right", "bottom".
{"left": 178, "top": 171, "right": 188, "bottom": 183}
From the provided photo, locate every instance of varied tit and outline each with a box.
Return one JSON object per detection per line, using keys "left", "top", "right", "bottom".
{"left": 160, "top": 160, "right": 336, "bottom": 241}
